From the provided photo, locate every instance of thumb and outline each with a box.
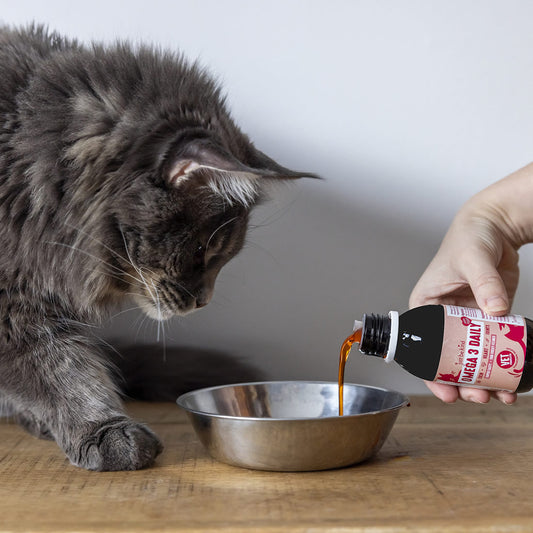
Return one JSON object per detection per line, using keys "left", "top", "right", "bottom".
{"left": 464, "top": 250, "right": 509, "bottom": 316}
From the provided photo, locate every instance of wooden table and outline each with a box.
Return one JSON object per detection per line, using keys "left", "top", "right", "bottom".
{"left": 1, "top": 396, "right": 532, "bottom": 532}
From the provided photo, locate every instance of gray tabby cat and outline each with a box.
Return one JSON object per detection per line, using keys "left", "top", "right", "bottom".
{"left": 0, "top": 25, "right": 314, "bottom": 470}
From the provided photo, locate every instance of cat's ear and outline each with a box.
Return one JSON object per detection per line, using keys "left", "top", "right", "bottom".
{"left": 166, "top": 137, "right": 319, "bottom": 187}
{"left": 242, "top": 147, "right": 321, "bottom": 181}
{"left": 166, "top": 139, "right": 320, "bottom": 206}
{"left": 167, "top": 138, "right": 258, "bottom": 187}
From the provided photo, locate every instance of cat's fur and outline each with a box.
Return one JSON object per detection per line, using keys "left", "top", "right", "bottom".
{"left": 0, "top": 25, "right": 313, "bottom": 470}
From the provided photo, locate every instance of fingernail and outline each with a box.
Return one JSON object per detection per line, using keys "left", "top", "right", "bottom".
{"left": 485, "top": 296, "right": 508, "bottom": 314}
{"left": 466, "top": 395, "right": 486, "bottom": 404}
{"left": 498, "top": 395, "right": 515, "bottom": 405}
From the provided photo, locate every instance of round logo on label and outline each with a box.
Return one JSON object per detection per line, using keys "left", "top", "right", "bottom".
{"left": 496, "top": 350, "right": 517, "bottom": 369}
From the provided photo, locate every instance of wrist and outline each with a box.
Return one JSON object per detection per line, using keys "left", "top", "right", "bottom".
{"left": 461, "top": 163, "right": 533, "bottom": 248}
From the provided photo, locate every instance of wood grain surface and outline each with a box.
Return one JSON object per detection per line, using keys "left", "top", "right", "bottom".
{"left": 1, "top": 396, "right": 532, "bottom": 532}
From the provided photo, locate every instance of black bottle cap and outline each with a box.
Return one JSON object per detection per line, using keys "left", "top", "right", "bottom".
{"left": 360, "top": 313, "right": 391, "bottom": 357}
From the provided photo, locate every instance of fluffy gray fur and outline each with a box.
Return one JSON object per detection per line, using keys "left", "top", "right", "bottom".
{"left": 0, "top": 25, "right": 314, "bottom": 471}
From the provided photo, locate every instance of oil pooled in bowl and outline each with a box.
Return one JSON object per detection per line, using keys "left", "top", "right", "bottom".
{"left": 338, "top": 328, "right": 362, "bottom": 416}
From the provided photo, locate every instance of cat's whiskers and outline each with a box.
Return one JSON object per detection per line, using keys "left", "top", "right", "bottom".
{"left": 150, "top": 279, "right": 167, "bottom": 360}
{"left": 125, "top": 291, "right": 154, "bottom": 300}
{"left": 76, "top": 261, "right": 141, "bottom": 290}
{"left": 46, "top": 240, "right": 168, "bottom": 330}
{"left": 138, "top": 267, "right": 158, "bottom": 306}
{"left": 63, "top": 223, "right": 160, "bottom": 301}
{"left": 58, "top": 318, "right": 98, "bottom": 330}
{"left": 60, "top": 226, "right": 169, "bottom": 325}
{"left": 132, "top": 311, "right": 146, "bottom": 341}
{"left": 151, "top": 279, "right": 162, "bottom": 341}
{"left": 117, "top": 230, "right": 171, "bottom": 344}
{"left": 247, "top": 199, "right": 297, "bottom": 231}
{"left": 133, "top": 309, "right": 154, "bottom": 343}
{"left": 45, "top": 241, "right": 146, "bottom": 287}
{"left": 172, "top": 280, "right": 196, "bottom": 300}
{"left": 59, "top": 225, "right": 196, "bottom": 322}
{"left": 92, "top": 335, "right": 123, "bottom": 361}
{"left": 124, "top": 291, "right": 162, "bottom": 317}
{"left": 118, "top": 228, "right": 161, "bottom": 309}
{"left": 206, "top": 216, "right": 238, "bottom": 251}
{"left": 64, "top": 222, "right": 141, "bottom": 275}
{"left": 107, "top": 304, "right": 146, "bottom": 321}
{"left": 243, "top": 240, "right": 282, "bottom": 269}
{"left": 98, "top": 269, "right": 139, "bottom": 288}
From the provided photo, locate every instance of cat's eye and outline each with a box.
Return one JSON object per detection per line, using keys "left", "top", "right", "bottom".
{"left": 193, "top": 244, "right": 205, "bottom": 268}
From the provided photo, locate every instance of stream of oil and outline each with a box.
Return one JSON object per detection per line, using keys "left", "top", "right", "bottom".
{"left": 338, "top": 328, "right": 362, "bottom": 416}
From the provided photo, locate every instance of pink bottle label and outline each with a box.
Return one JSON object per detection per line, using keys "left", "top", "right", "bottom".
{"left": 435, "top": 305, "right": 526, "bottom": 392}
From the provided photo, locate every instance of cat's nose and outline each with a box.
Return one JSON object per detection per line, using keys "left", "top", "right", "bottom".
{"left": 195, "top": 289, "right": 212, "bottom": 308}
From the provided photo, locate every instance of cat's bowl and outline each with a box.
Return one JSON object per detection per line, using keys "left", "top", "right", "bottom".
{"left": 176, "top": 381, "right": 408, "bottom": 471}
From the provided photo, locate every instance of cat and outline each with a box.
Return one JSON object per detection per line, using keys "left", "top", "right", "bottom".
{"left": 0, "top": 25, "right": 315, "bottom": 471}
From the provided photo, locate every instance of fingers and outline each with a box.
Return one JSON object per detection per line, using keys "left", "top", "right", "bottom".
{"left": 425, "top": 381, "right": 517, "bottom": 404}
{"left": 424, "top": 381, "right": 459, "bottom": 403}
{"left": 493, "top": 391, "right": 518, "bottom": 405}
{"left": 456, "top": 387, "right": 491, "bottom": 404}
{"left": 466, "top": 265, "right": 509, "bottom": 315}
{"left": 425, "top": 382, "right": 490, "bottom": 403}
{"left": 461, "top": 242, "right": 510, "bottom": 316}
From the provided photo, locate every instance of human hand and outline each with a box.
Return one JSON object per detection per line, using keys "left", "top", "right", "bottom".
{"left": 410, "top": 164, "right": 533, "bottom": 404}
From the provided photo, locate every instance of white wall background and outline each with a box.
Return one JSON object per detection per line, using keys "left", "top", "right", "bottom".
{"left": 2, "top": 0, "right": 533, "bottom": 395}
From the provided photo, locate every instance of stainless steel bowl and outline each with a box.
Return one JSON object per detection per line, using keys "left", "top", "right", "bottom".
{"left": 176, "top": 381, "right": 408, "bottom": 471}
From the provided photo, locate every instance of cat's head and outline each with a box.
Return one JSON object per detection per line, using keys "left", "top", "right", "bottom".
{"left": 111, "top": 129, "right": 316, "bottom": 319}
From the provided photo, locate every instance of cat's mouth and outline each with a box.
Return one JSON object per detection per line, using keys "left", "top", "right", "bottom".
{"left": 131, "top": 280, "right": 210, "bottom": 320}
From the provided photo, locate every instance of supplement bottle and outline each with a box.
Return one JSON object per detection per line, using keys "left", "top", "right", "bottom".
{"left": 357, "top": 304, "right": 533, "bottom": 393}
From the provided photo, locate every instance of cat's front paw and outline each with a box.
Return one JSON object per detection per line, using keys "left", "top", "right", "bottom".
{"left": 72, "top": 417, "right": 163, "bottom": 471}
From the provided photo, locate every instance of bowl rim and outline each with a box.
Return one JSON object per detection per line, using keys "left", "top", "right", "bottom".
{"left": 176, "top": 380, "right": 409, "bottom": 422}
